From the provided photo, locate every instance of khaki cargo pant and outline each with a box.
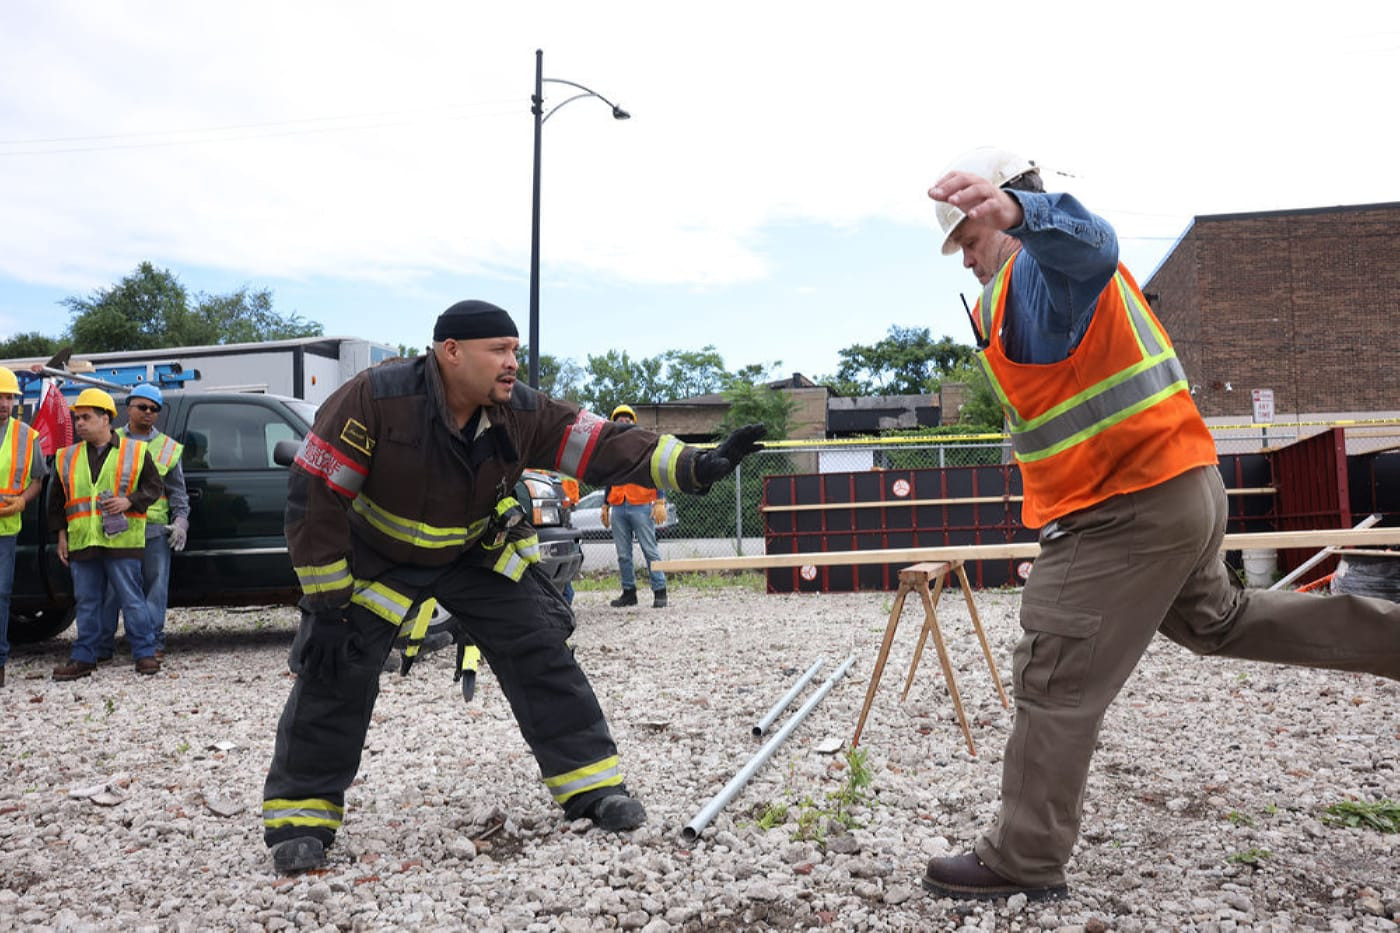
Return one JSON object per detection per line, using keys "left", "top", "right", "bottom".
{"left": 975, "top": 465, "right": 1400, "bottom": 885}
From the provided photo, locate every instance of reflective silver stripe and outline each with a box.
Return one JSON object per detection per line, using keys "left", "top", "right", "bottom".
{"left": 294, "top": 560, "right": 352, "bottom": 594}
{"left": 116, "top": 439, "right": 143, "bottom": 495}
{"left": 351, "top": 493, "right": 471, "bottom": 549}
{"left": 349, "top": 580, "right": 415, "bottom": 624}
{"left": 1117, "top": 274, "right": 1164, "bottom": 357}
{"left": 261, "top": 798, "right": 344, "bottom": 829}
{"left": 66, "top": 499, "right": 94, "bottom": 519}
{"left": 545, "top": 762, "right": 623, "bottom": 802}
{"left": 556, "top": 411, "right": 606, "bottom": 477}
{"left": 649, "top": 435, "right": 685, "bottom": 492}
{"left": 1011, "top": 355, "right": 1189, "bottom": 459}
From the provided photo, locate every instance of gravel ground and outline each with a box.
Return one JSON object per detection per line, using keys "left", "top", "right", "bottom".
{"left": 2, "top": 583, "right": 1398, "bottom": 931}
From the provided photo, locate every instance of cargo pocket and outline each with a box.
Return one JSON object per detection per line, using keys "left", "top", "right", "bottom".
{"left": 1014, "top": 603, "right": 1103, "bottom": 707}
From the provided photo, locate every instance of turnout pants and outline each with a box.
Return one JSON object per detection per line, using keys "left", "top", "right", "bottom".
{"left": 976, "top": 465, "right": 1400, "bottom": 886}
{"left": 263, "top": 560, "right": 626, "bottom": 848}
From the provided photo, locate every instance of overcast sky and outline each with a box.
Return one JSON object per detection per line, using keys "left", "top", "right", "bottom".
{"left": 2, "top": 2, "right": 1397, "bottom": 382}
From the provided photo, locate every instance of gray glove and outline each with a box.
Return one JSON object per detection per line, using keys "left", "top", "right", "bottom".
{"left": 167, "top": 517, "right": 189, "bottom": 552}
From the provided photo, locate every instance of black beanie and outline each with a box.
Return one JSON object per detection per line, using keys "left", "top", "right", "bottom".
{"left": 433, "top": 300, "right": 519, "bottom": 342}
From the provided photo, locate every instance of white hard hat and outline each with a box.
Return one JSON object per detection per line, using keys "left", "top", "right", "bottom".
{"left": 934, "top": 146, "right": 1039, "bottom": 255}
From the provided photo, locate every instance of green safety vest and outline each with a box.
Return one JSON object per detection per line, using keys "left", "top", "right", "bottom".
{"left": 117, "top": 428, "right": 183, "bottom": 525}
{"left": 0, "top": 416, "right": 38, "bottom": 537}
{"left": 56, "top": 438, "right": 149, "bottom": 550}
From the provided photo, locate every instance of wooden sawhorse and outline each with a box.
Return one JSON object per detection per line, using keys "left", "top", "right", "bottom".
{"left": 851, "top": 560, "right": 1009, "bottom": 755}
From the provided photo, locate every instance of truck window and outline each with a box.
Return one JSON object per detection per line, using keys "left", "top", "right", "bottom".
{"left": 182, "top": 401, "right": 304, "bottom": 471}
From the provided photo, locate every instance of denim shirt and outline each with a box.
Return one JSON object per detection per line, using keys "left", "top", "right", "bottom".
{"left": 997, "top": 190, "right": 1119, "bottom": 364}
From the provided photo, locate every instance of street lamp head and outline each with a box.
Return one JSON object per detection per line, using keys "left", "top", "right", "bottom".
{"left": 611, "top": 105, "right": 631, "bottom": 120}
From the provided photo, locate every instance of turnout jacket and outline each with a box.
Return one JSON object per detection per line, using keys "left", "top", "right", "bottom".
{"left": 288, "top": 354, "right": 709, "bottom": 611}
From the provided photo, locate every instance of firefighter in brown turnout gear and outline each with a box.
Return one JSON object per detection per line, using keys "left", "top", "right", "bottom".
{"left": 262, "top": 300, "right": 765, "bottom": 874}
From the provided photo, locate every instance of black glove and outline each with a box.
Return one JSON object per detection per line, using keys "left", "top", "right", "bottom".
{"left": 694, "top": 423, "right": 768, "bottom": 488}
{"left": 298, "top": 609, "right": 351, "bottom": 682}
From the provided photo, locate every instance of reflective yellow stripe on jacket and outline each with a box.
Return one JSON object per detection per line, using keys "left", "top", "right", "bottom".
{"left": 351, "top": 493, "right": 488, "bottom": 550}
{"left": 648, "top": 435, "right": 685, "bottom": 492}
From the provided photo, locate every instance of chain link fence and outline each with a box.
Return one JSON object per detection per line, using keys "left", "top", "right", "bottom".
{"left": 577, "top": 421, "right": 1400, "bottom": 572}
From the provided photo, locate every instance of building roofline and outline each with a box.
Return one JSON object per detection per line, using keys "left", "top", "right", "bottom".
{"left": 1192, "top": 200, "right": 1400, "bottom": 224}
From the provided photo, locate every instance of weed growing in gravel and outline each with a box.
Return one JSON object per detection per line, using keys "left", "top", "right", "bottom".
{"left": 1226, "top": 810, "right": 1254, "bottom": 827}
{"left": 1321, "top": 799, "right": 1400, "bottom": 833}
{"left": 175, "top": 739, "right": 191, "bottom": 756}
{"left": 755, "top": 802, "right": 789, "bottom": 830}
{"left": 1227, "top": 847, "right": 1271, "bottom": 868}
{"left": 790, "top": 748, "right": 876, "bottom": 846}
{"left": 103, "top": 696, "right": 115, "bottom": 717}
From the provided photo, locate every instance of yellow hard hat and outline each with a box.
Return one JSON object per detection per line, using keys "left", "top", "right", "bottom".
{"left": 0, "top": 366, "right": 18, "bottom": 397}
{"left": 71, "top": 387, "right": 118, "bottom": 419}
{"left": 611, "top": 404, "right": 637, "bottom": 421}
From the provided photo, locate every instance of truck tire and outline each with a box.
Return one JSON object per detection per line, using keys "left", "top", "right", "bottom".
{"left": 9, "top": 606, "right": 78, "bottom": 644}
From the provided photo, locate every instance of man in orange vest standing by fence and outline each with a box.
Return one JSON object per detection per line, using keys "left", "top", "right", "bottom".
{"left": 601, "top": 404, "right": 669, "bottom": 609}
{"left": 0, "top": 366, "right": 46, "bottom": 688}
{"left": 921, "top": 147, "right": 1400, "bottom": 901}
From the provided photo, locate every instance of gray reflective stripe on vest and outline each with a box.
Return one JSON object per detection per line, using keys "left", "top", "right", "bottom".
{"left": 66, "top": 499, "right": 92, "bottom": 520}
{"left": 1116, "top": 275, "right": 1164, "bottom": 357}
{"left": 1011, "top": 355, "right": 1189, "bottom": 461}
{"left": 649, "top": 435, "right": 684, "bottom": 491}
{"left": 546, "top": 761, "right": 622, "bottom": 800}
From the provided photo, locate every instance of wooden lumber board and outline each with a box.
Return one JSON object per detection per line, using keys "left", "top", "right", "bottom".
{"left": 760, "top": 487, "right": 1275, "bottom": 513}
{"left": 654, "top": 527, "right": 1400, "bottom": 573}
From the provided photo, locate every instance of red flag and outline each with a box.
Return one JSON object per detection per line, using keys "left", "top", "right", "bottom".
{"left": 34, "top": 379, "right": 74, "bottom": 457}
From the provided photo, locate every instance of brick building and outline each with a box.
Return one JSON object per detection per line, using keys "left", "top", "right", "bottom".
{"left": 1143, "top": 201, "right": 1400, "bottom": 419}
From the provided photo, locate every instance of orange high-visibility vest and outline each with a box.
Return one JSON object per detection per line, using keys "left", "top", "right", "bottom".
{"left": 974, "top": 251, "right": 1217, "bottom": 529}
{"left": 606, "top": 483, "right": 659, "bottom": 506}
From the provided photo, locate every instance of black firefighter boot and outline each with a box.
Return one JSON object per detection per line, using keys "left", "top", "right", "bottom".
{"left": 610, "top": 587, "right": 638, "bottom": 608}
{"left": 652, "top": 588, "right": 668, "bottom": 608}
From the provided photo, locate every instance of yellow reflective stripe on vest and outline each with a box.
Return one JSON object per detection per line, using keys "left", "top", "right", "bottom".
{"left": 491, "top": 533, "right": 541, "bottom": 581}
{"left": 649, "top": 435, "right": 685, "bottom": 492}
{"left": 977, "top": 266, "right": 1192, "bottom": 464}
{"left": 352, "top": 493, "right": 486, "bottom": 550}
{"left": 542, "top": 756, "right": 624, "bottom": 804}
{"left": 0, "top": 418, "right": 34, "bottom": 495}
{"left": 349, "top": 578, "right": 415, "bottom": 625}
{"left": 294, "top": 558, "right": 352, "bottom": 595}
{"left": 261, "top": 797, "right": 345, "bottom": 830}
{"left": 1011, "top": 355, "right": 1189, "bottom": 462}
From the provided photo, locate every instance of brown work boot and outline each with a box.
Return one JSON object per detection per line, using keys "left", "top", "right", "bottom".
{"left": 52, "top": 660, "right": 98, "bottom": 681}
{"left": 135, "top": 656, "right": 161, "bottom": 676}
{"left": 922, "top": 852, "right": 1067, "bottom": 901}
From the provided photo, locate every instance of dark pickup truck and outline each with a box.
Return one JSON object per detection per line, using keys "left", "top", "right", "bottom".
{"left": 11, "top": 391, "right": 584, "bottom": 643}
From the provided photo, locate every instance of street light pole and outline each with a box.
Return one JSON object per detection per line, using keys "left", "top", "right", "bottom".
{"left": 527, "top": 48, "right": 630, "bottom": 389}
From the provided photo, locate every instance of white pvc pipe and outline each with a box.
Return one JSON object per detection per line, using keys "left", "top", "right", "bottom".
{"left": 683, "top": 654, "right": 855, "bottom": 842}
{"left": 752, "top": 656, "right": 826, "bottom": 736}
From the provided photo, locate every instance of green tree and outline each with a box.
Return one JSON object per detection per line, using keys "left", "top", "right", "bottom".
{"left": 827, "top": 326, "right": 975, "bottom": 396}
{"left": 657, "top": 346, "right": 731, "bottom": 399}
{"left": 934, "top": 360, "right": 1003, "bottom": 431}
{"left": 578, "top": 349, "right": 668, "bottom": 416}
{"left": 63, "top": 262, "right": 321, "bottom": 352}
{"left": 64, "top": 262, "right": 191, "bottom": 352}
{"left": 0, "top": 331, "right": 60, "bottom": 359}
{"left": 717, "top": 381, "right": 797, "bottom": 440}
{"left": 189, "top": 287, "right": 321, "bottom": 344}
{"left": 536, "top": 353, "right": 586, "bottom": 403}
